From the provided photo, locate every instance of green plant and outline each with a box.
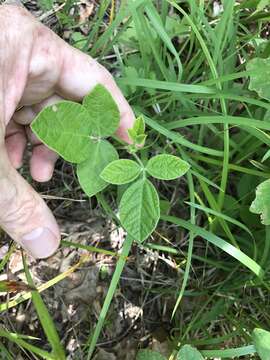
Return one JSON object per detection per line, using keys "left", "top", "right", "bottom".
{"left": 31, "top": 84, "right": 190, "bottom": 242}
{"left": 2, "top": 1, "right": 270, "bottom": 358}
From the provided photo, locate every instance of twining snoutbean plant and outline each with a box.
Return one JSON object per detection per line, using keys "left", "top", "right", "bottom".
{"left": 31, "top": 84, "right": 190, "bottom": 242}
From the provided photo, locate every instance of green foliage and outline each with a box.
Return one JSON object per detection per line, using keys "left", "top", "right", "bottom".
{"left": 82, "top": 84, "right": 120, "bottom": 137}
{"left": 77, "top": 140, "right": 118, "bottom": 197}
{"left": 128, "top": 115, "right": 147, "bottom": 147}
{"left": 31, "top": 84, "right": 188, "bottom": 244}
{"left": 37, "top": 0, "right": 53, "bottom": 11}
{"left": 31, "top": 102, "right": 94, "bottom": 163}
{"left": 119, "top": 179, "right": 160, "bottom": 242}
{"left": 21, "top": 2, "right": 270, "bottom": 358}
{"left": 250, "top": 179, "right": 270, "bottom": 225}
{"left": 252, "top": 328, "right": 270, "bottom": 360}
{"left": 247, "top": 57, "right": 270, "bottom": 101}
{"left": 136, "top": 349, "right": 166, "bottom": 360}
{"left": 146, "top": 154, "right": 190, "bottom": 180}
{"left": 101, "top": 159, "right": 142, "bottom": 185}
{"left": 177, "top": 345, "right": 204, "bottom": 359}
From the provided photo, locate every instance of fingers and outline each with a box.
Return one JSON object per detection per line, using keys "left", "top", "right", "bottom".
{"left": 0, "top": 147, "right": 60, "bottom": 258}
{"left": 56, "top": 45, "right": 135, "bottom": 143}
{"left": 28, "top": 137, "right": 58, "bottom": 182}
{"left": 5, "top": 120, "right": 27, "bottom": 169}
{"left": 13, "top": 96, "right": 61, "bottom": 182}
{"left": 0, "top": 6, "right": 61, "bottom": 259}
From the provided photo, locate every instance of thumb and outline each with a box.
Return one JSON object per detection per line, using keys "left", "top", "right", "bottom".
{"left": 0, "top": 146, "right": 60, "bottom": 259}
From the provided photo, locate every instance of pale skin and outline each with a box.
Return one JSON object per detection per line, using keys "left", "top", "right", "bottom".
{"left": 0, "top": 5, "right": 135, "bottom": 258}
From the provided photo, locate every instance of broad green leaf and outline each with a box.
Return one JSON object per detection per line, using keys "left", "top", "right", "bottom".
{"left": 83, "top": 84, "right": 120, "bottom": 137}
{"left": 177, "top": 345, "right": 204, "bottom": 360}
{"left": 247, "top": 58, "right": 270, "bottom": 101}
{"left": 101, "top": 159, "right": 142, "bottom": 185}
{"left": 250, "top": 179, "right": 270, "bottom": 225}
{"left": 31, "top": 102, "right": 93, "bottom": 163}
{"left": 119, "top": 179, "right": 160, "bottom": 242}
{"left": 252, "top": 328, "right": 270, "bottom": 360}
{"left": 136, "top": 350, "right": 166, "bottom": 360}
{"left": 77, "top": 140, "right": 118, "bottom": 197}
{"left": 146, "top": 154, "right": 190, "bottom": 180}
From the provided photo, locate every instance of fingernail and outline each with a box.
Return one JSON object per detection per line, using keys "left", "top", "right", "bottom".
{"left": 21, "top": 227, "right": 59, "bottom": 259}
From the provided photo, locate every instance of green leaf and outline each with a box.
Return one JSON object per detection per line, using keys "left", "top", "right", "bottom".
{"left": 128, "top": 116, "right": 147, "bottom": 146}
{"left": 119, "top": 179, "right": 160, "bottom": 242}
{"left": 77, "top": 140, "right": 118, "bottom": 197}
{"left": 127, "top": 128, "right": 137, "bottom": 143}
{"left": 146, "top": 154, "right": 190, "bottom": 180}
{"left": 177, "top": 345, "right": 204, "bottom": 360}
{"left": 135, "top": 134, "right": 147, "bottom": 146}
{"left": 31, "top": 101, "right": 93, "bottom": 163}
{"left": 262, "top": 149, "right": 270, "bottom": 162}
{"left": 83, "top": 84, "right": 120, "bottom": 137}
{"left": 136, "top": 350, "right": 166, "bottom": 360}
{"left": 252, "top": 328, "right": 270, "bottom": 360}
{"left": 250, "top": 179, "right": 270, "bottom": 225}
{"left": 101, "top": 159, "right": 142, "bottom": 185}
{"left": 133, "top": 115, "right": 145, "bottom": 135}
{"left": 247, "top": 58, "right": 270, "bottom": 101}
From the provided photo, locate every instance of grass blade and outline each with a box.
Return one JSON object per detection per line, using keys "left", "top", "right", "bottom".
{"left": 144, "top": 115, "right": 223, "bottom": 157}
{"left": 161, "top": 215, "right": 264, "bottom": 278}
{"left": 186, "top": 202, "right": 253, "bottom": 237}
{"left": 86, "top": 235, "right": 134, "bottom": 359}
{"left": 201, "top": 345, "right": 256, "bottom": 358}
{"left": 23, "top": 255, "right": 65, "bottom": 360}
{"left": 0, "top": 329, "right": 54, "bottom": 359}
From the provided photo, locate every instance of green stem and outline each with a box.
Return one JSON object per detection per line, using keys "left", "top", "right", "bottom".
{"left": 86, "top": 235, "right": 134, "bottom": 359}
{"left": 132, "top": 152, "right": 145, "bottom": 168}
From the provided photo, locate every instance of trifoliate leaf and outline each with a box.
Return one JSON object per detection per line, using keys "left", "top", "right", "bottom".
{"left": 83, "top": 84, "right": 120, "bottom": 137}
{"left": 146, "top": 154, "right": 190, "bottom": 180}
{"left": 250, "top": 179, "right": 270, "bottom": 225}
{"left": 252, "top": 328, "right": 270, "bottom": 360}
{"left": 101, "top": 159, "right": 142, "bottom": 185}
{"left": 77, "top": 140, "right": 118, "bottom": 197}
{"left": 31, "top": 101, "right": 93, "bottom": 163}
{"left": 247, "top": 57, "right": 270, "bottom": 101}
{"left": 119, "top": 179, "right": 160, "bottom": 242}
{"left": 136, "top": 350, "right": 166, "bottom": 360}
{"left": 177, "top": 345, "right": 204, "bottom": 360}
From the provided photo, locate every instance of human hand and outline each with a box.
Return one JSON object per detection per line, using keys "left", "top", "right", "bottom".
{"left": 0, "top": 5, "right": 135, "bottom": 259}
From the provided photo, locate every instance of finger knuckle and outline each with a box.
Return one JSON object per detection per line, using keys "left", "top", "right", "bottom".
{"left": 0, "top": 179, "right": 36, "bottom": 229}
